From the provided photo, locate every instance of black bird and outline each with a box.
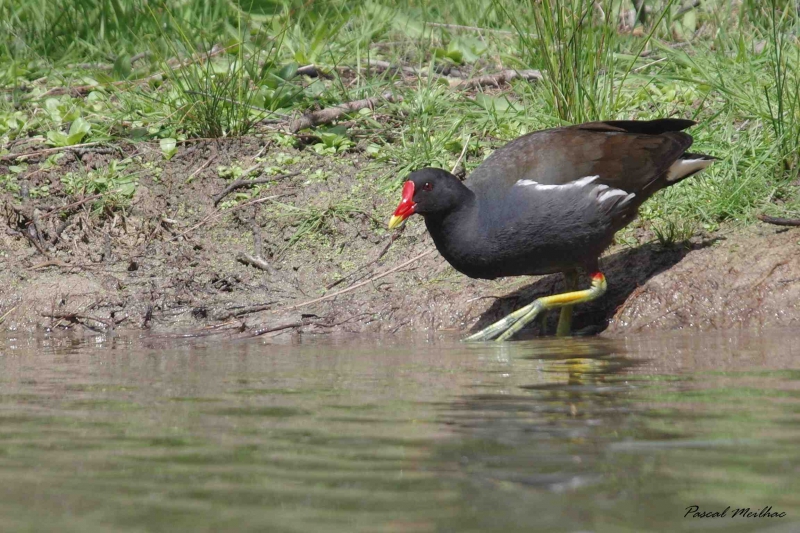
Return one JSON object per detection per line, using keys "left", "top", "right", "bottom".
{"left": 388, "top": 119, "right": 715, "bottom": 341}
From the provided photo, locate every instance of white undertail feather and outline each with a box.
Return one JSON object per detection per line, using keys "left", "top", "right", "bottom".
{"left": 667, "top": 158, "right": 714, "bottom": 182}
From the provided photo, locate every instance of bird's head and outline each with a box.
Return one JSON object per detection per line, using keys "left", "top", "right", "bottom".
{"left": 388, "top": 168, "right": 467, "bottom": 229}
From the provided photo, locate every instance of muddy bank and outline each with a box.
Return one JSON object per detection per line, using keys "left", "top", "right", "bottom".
{"left": 1, "top": 137, "right": 798, "bottom": 338}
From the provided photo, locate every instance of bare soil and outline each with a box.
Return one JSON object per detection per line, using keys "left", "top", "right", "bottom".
{"left": 2, "top": 137, "right": 799, "bottom": 339}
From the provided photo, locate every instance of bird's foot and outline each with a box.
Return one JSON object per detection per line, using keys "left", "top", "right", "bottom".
{"left": 464, "top": 273, "right": 607, "bottom": 342}
{"left": 464, "top": 300, "right": 545, "bottom": 342}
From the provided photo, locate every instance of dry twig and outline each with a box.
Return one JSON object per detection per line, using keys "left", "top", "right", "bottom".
{"left": 250, "top": 317, "right": 306, "bottom": 337}
{"left": 450, "top": 69, "right": 542, "bottom": 90}
{"left": 0, "top": 306, "right": 17, "bottom": 324}
{"left": 362, "top": 59, "right": 426, "bottom": 77}
{"left": 39, "top": 192, "right": 107, "bottom": 219}
{"left": 44, "top": 312, "right": 113, "bottom": 328}
{"left": 296, "top": 64, "right": 332, "bottom": 78}
{"left": 758, "top": 215, "right": 800, "bottom": 227}
{"left": 0, "top": 141, "right": 106, "bottom": 162}
{"left": 170, "top": 194, "right": 287, "bottom": 241}
{"left": 289, "top": 92, "right": 403, "bottom": 132}
{"left": 326, "top": 226, "right": 405, "bottom": 290}
{"left": 268, "top": 248, "right": 435, "bottom": 315}
{"left": 185, "top": 153, "right": 218, "bottom": 184}
{"left": 213, "top": 171, "right": 300, "bottom": 206}
{"left": 212, "top": 302, "right": 279, "bottom": 321}
{"left": 423, "top": 22, "right": 524, "bottom": 36}
{"left": 676, "top": 0, "right": 701, "bottom": 18}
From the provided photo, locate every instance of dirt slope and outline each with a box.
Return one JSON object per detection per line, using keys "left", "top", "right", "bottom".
{"left": 1, "top": 137, "right": 798, "bottom": 339}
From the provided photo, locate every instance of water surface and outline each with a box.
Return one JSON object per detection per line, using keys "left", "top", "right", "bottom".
{"left": 0, "top": 330, "right": 798, "bottom": 532}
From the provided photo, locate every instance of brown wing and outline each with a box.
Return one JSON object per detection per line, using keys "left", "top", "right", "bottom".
{"left": 466, "top": 119, "right": 694, "bottom": 203}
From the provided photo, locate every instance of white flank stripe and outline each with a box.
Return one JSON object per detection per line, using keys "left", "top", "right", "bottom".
{"left": 514, "top": 175, "right": 601, "bottom": 191}
{"left": 597, "top": 189, "right": 629, "bottom": 202}
{"left": 573, "top": 175, "right": 600, "bottom": 186}
{"left": 667, "top": 158, "right": 713, "bottom": 182}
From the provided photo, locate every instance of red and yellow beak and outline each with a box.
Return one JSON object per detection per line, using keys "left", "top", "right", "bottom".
{"left": 388, "top": 181, "right": 416, "bottom": 230}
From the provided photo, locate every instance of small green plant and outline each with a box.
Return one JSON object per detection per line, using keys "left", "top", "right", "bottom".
{"left": 0, "top": 110, "right": 28, "bottom": 139}
{"left": 274, "top": 200, "right": 361, "bottom": 255}
{"left": 159, "top": 138, "right": 178, "bottom": 160}
{"left": 46, "top": 117, "right": 91, "bottom": 147}
{"left": 652, "top": 217, "right": 695, "bottom": 247}
{"left": 0, "top": 173, "right": 20, "bottom": 194}
{"left": 433, "top": 36, "right": 487, "bottom": 65}
{"left": 61, "top": 159, "right": 138, "bottom": 214}
{"left": 312, "top": 126, "right": 353, "bottom": 154}
{"left": 217, "top": 164, "right": 246, "bottom": 180}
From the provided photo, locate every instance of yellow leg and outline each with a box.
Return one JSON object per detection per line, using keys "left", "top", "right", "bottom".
{"left": 465, "top": 273, "right": 607, "bottom": 342}
{"left": 556, "top": 271, "right": 578, "bottom": 337}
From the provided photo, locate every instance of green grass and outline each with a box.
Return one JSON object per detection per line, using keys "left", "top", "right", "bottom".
{"left": 1, "top": 0, "right": 799, "bottom": 237}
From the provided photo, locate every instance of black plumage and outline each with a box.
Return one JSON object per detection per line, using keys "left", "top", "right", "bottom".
{"left": 395, "top": 119, "right": 714, "bottom": 280}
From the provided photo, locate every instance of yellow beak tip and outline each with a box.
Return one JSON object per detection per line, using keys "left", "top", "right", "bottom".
{"left": 388, "top": 215, "right": 405, "bottom": 230}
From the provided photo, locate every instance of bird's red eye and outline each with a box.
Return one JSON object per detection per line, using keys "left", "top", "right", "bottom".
{"left": 422, "top": 182, "right": 433, "bottom": 191}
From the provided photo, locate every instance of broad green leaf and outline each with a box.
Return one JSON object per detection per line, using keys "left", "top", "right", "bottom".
{"left": 160, "top": 138, "right": 178, "bottom": 160}
{"left": 69, "top": 117, "right": 91, "bottom": 137}
{"left": 278, "top": 63, "right": 298, "bottom": 81}
{"left": 66, "top": 118, "right": 91, "bottom": 145}
{"left": 66, "top": 132, "right": 86, "bottom": 145}
{"left": 63, "top": 108, "right": 80, "bottom": 123}
{"left": 46, "top": 130, "right": 69, "bottom": 147}
{"left": 113, "top": 53, "right": 132, "bottom": 79}
{"left": 117, "top": 182, "right": 137, "bottom": 197}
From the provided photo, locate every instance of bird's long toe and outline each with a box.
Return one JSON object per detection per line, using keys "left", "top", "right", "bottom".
{"left": 464, "top": 302, "right": 538, "bottom": 342}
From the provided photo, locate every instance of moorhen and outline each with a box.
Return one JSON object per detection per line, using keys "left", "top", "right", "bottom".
{"left": 388, "top": 119, "right": 715, "bottom": 341}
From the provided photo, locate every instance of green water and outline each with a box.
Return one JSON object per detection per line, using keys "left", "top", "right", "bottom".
{"left": 0, "top": 330, "right": 798, "bottom": 532}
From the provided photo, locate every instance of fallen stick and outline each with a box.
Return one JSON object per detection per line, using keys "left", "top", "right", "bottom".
{"left": 289, "top": 92, "right": 403, "bottom": 132}
{"left": 758, "top": 214, "right": 800, "bottom": 227}
{"left": 185, "top": 153, "right": 217, "bottom": 184}
{"left": 675, "top": 0, "right": 701, "bottom": 18}
{"left": 362, "top": 59, "right": 426, "bottom": 76}
{"left": 39, "top": 192, "right": 110, "bottom": 220}
{"left": 236, "top": 252, "right": 275, "bottom": 272}
{"left": 423, "top": 21, "right": 530, "bottom": 36}
{"left": 212, "top": 171, "right": 300, "bottom": 206}
{"left": 170, "top": 194, "right": 287, "bottom": 241}
{"left": 44, "top": 312, "right": 113, "bottom": 328}
{"left": 326, "top": 226, "right": 405, "bottom": 290}
{"left": 28, "top": 260, "right": 71, "bottom": 270}
{"left": 296, "top": 64, "right": 332, "bottom": 78}
{"left": 267, "top": 247, "right": 435, "bottom": 314}
{"left": 67, "top": 62, "right": 113, "bottom": 71}
{"left": 251, "top": 317, "right": 306, "bottom": 337}
{"left": 212, "top": 302, "right": 278, "bottom": 321}
{"left": 0, "top": 306, "right": 17, "bottom": 324}
{"left": 0, "top": 141, "right": 106, "bottom": 162}
{"left": 130, "top": 51, "right": 151, "bottom": 64}
{"left": 450, "top": 69, "right": 542, "bottom": 90}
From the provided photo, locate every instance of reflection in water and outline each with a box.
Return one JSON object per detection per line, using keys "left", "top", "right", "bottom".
{"left": 0, "top": 331, "right": 798, "bottom": 532}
